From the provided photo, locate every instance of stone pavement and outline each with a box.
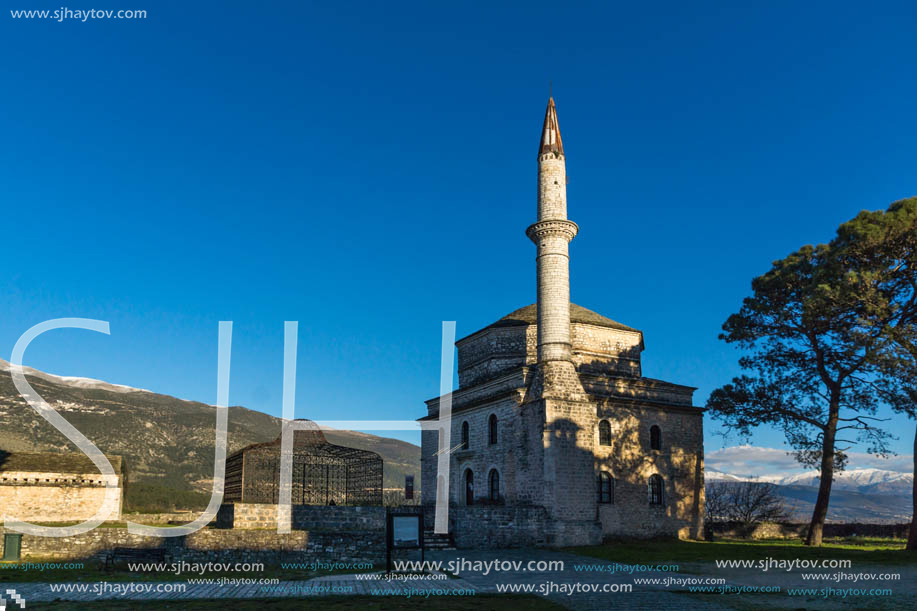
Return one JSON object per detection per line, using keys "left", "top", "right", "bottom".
{"left": 1, "top": 547, "right": 727, "bottom": 609}
{"left": 7, "top": 547, "right": 916, "bottom": 609}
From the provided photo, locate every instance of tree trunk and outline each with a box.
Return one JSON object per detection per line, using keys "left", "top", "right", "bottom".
{"left": 806, "top": 404, "right": 839, "bottom": 546}
{"left": 908, "top": 424, "right": 917, "bottom": 551}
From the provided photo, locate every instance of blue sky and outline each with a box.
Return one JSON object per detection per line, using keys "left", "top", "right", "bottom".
{"left": 2, "top": 1, "right": 915, "bottom": 464}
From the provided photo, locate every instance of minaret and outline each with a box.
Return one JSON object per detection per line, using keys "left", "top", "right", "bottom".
{"left": 526, "top": 97, "right": 579, "bottom": 369}
{"left": 521, "top": 97, "right": 600, "bottom": 547}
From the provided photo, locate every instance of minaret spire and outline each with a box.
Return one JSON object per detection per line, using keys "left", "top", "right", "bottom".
{"left": 538, "top": 97, "right": 564, "bottom": 157}
{"left": 527, "top": 97, "right": 578, "bottom": 366}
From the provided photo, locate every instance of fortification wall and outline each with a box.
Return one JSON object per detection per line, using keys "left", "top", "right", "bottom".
{"left": 0, "top": 473, "right": 122, "bottom": 522}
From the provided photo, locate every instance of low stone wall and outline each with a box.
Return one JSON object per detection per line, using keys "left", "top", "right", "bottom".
{"left": 0, "top": 526, "right": 384, "bottom": 565}
{"left": 216, "top": 503, "right": 386, "bottom": 532}
{"left": 450, "top": 506, "right": 549, "bottom": 548}
{"left": 706, "top": 521, "right": 911, "bottom": 540}
{"left": 122, "top": 512, "right": 200, "bottom": 524}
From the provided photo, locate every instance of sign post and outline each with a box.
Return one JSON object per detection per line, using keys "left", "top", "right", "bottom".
{"left": 386, "top": 511, "right": 424, "bottom": 574}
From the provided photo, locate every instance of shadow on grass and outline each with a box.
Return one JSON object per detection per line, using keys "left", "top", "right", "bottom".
{"left": 569, "top": 536, "right": 914, "bottom": 566}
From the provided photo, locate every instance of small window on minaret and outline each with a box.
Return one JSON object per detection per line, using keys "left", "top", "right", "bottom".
{"left": 489, "top": 414, "right": 498, "bottom": 445}
{"left": 461, "top": 421, "right": 469, "bottom": 450}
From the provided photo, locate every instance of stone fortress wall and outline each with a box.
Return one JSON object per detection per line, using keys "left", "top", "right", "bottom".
{"left": 0, "top": 469, "right": 123, "bottom": 522}
{"left": 0, "top": 505, "right": 388, "bottom": 565}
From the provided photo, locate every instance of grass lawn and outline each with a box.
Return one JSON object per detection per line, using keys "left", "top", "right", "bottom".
{"left": 679, "top": 590, "right": 917, "bottom": 611}
{"left": 23, "top": 595, "right": 562, "bottom": 610}
{"left": 570, "top": 537, "right": 915, "bottom": 566}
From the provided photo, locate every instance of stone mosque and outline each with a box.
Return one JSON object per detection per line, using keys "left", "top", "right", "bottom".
{"left": 420, "top": 97, "right": 705, "bottom": 547}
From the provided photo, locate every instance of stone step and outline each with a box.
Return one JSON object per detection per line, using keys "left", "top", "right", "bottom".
{"left": 423, "top": 531, "right": 454, "bottom": 550}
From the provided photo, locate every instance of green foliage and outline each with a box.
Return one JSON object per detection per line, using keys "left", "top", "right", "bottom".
{"left": 707, "top": 239, "right": 893, "bottom": 459}
{"left": 707, "top": 198, "right": 917, "bottom": 545}
{"left": 123, "top": 483, "right": 211, "bottom": 513}
{"left": 832, "top": 197, "right": 917, "bottom": 415}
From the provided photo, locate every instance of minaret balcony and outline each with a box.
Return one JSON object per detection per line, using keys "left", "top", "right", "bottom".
{"left": 525, "top": 219, "right": 579, "bottom": 244}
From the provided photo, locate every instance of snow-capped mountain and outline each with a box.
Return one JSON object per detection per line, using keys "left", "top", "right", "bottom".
{"left": 707, "top": 467, "right": 913, "bottom": 495}
{"left": 0, "top": 358, "right": 151, "bottom": 394}
{"left": 706, "top": 467, "right": 914, "bottom": 523}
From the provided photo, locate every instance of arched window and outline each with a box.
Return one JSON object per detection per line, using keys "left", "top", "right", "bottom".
{"left": 650, "top": 425, "right": 662, "bottom": 451}
{"left": 489, "top": 414, "right": 498, "bottom": 445}
{"left": 597, "top": 472, "right": 614, "bottom": 504}
{"left": 461, "top": 421, "right": 469, "bottom": 450}
{"left": 598, "top": 420, "right": 611, "bottom": 446}
{"left": 464, "top": 469, "right": 474, "bottom": 505}
{"left": 648, "top": 474, "right": 664, "bottom": 506}
{"left": 489, "top": 469, "right": 500, "bottom": 501}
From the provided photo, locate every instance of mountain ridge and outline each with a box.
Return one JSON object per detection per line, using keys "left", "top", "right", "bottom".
{"left": 0, "top": 359, "right": 421, "bottom": 508}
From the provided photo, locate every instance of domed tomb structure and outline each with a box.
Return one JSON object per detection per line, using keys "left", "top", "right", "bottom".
{"left": 224, "top": 419, "right": 382, "bottom": 506}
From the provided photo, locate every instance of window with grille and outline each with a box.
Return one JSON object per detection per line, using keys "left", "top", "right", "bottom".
{"left": 597, "top": 472, "right": 614, "bottom": 504}
{"left": 648, "top": 474, "right": 664, "bottom": 506}
{"left": 598, "top": 420, "right": 611, "bottom": 446}
{"left": 489, "top": 469, "right": 500, "bottom": 501}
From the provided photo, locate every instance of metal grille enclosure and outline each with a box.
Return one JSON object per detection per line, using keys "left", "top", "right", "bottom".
{"left": 224, "top": 420, "right": 382, "bottom": 506}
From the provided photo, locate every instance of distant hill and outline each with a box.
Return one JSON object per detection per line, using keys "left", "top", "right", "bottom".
{"left": 707, "top": 468, "right": 914, "bottom": 524}
{"left": 0, "top": 359, "right": 420, "bottom": 510}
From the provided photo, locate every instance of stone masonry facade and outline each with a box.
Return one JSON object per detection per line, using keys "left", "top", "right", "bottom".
{"left": 419, "top": 97, "right": 705, "bottom": 548}
{"left": 0, "top": 454, "right": 124, "bottom": 522}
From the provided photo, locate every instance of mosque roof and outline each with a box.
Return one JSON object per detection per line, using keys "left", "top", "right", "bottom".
{"left": 457, "top": 303, "right": 641, "bottom": 345}
{"left": 489, "top": 303, "right": 639, "bottom": 333}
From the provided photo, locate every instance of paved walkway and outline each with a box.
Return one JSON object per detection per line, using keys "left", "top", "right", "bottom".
{"left": 7, "top": 548, "right": 916, "bottom": 609}
{"left": 3, "top": 575, "right": 481, "bottom": 605}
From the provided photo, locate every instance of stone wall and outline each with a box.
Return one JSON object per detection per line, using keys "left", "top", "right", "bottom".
{"left": 571, "top": 324, "right": 642, "bottom": 377}
{"left": 456, "top": 326, "right": 531, "bottom": 388}
{"left": 0, "top": 476, "right": 122, "bottom": 522}
{"left": 594, "top": 403, "right": 705, "bottom": 540}
{"left": 215, "top": 503, "right": 386, "bottom": 532}
{"left": 0, "top": 525, "right": 384, "bottom": 565}
{"left": 450, "top": 507, "right": 549, "bottom": 548}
